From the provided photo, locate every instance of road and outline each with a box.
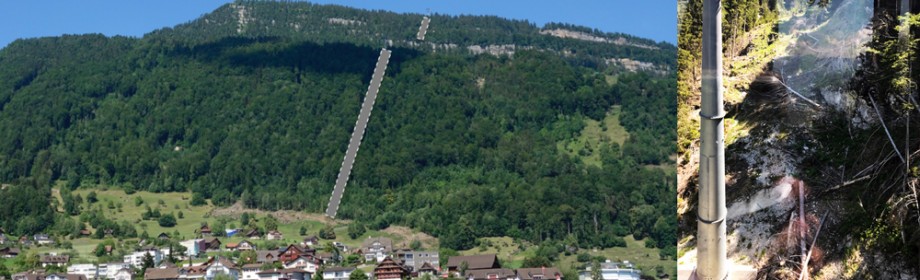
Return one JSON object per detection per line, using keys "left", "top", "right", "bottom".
{"left": 417, "top": 17, "right": 430, "bottom": 41}
{"left": 326, "top": 48, "right": 391, "bottom": 218}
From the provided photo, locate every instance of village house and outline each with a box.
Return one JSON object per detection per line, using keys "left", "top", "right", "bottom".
{"left": 373, "top": 256, "right": 408, "bottom": 280}
{"left": 446, "top": 254, "right": 501, "bottom": 277}
{"left": 394, "top": 249, "right": 439, "bottom": 272}
{"left": 97, "top": 262, "right": 130, "bottom": 280}
{"left": 256, "top": 250, "right": 279, "bottom": 264}
{"left": 244, "top": 229, "right": 261, "bottom": 240}
{"left": 266, "top": 230, "right": 283, "bottom": 241}
{"left": 33, "top": 234, "right": 53, "bottom": 246}
{"left": 67, "top": 264, "right": 98, "bottom": 280}
{"left": 204, "top": 238, "right": 222, "bottom": 252}
{"left": 283, "top": 255, "right": 319, "bottom": 273}
{"left": 144, "top": 267, "right": 180, "bottom": 280}
{"left": 0, "top": 247, "right": 20, "bottom": 258}
{"left": 240, "top": 264, "right": 262, "bottom": 280}
{"left": 239, "top": 240, "right": 257, "bottom": 251}
{"left": 124, "top": 246, "right": 164, "bottom": 267}
{"left": 199, "top": 225, "right": 213, "bottom": 236}
{"left": 256, "top": 268, "right": 311, "bottom": 280}
{"left": 113, "top": 268, "right": 132, "bottom": 280}
{"left": 516, "top": 267, "right": 563, "bottom": 280}
{"left": 361, "top": 237, "right": 393, "bottom": 263}
{"left": 321, "top": 267, "right": 356, "bottom": 280}
{"left": 158, "top": 233, "right": 171, "bottom": 240}
{"left": 464, "top": 268, "right": 516, "bottom": 280}
{"left": 278, "top": 244, "right": 315, "bottom": 263}
{"left": 78, "top": 229, "right": 91, "bottom": 237}
{"left": 40, "top": 254, "right": 70, "bottom": 267}
{"left": 300, "top": 236, "right": 319, "bottom": 247}
{"left": 416, "top": 262, "right": 438, "bottom": 277}
{"left": 12, "top": 271, "right": 87, "bottom": 280}
{"left": 577, "top": 260, "right": 640, "bottom": 280}
{"left": 181, "top": 239, "right": 206, "bottom": 258}
{"left": 204, "top": 257, "right": 240, "bottom": 280}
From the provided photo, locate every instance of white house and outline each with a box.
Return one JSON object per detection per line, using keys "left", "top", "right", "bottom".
{"left": 322, "top": 267, "right": 356, "bottom": 280}
{"left": 205, "top": 257, "right": 240, "bottom": 280}
{"left": 98, "top": 262, "right": 130, "bottom": 279}
{"left": 361, "top": 237, "right": 392, "bottom": 263}
{"left": 181, "top": 239, "right": 206, "bottom": 258}
{"left": 578, "top": 260, "right": 641, "bottom": 280}
{"left": 283, "top": 255, "right": 318, "bottom": 273}
{"left": 67, "top": 264, "right": 98, "bottom": 279}
{"left": 124, "top": 248, "right": 164, "bottom": 268}
{"left": 114, "top": 268, "right": 133, "bottom": 280}
{"left": 256, "top": 268, "right": 310, "bottom": 280}
{"left": 241, "top": 264, "right": 262, "bottom": 280}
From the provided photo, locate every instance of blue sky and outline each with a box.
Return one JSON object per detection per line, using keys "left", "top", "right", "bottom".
{"left": 0, "top": 1, "right": 676, "bottom": 49}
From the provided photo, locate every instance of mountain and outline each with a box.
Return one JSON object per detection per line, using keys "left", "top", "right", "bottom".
{"left": 0, "top": 0, "right": 676, "bottom": 255}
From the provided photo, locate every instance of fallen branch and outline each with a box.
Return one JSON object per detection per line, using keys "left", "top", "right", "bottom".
{"left": 868, "top": 93, "right": 906, "bottom": 163}
{"left": 823, "top": 175, "right": 871, "bottom": 193}
{"left": 799, "top": 212, "right": 829, "bottom": 280}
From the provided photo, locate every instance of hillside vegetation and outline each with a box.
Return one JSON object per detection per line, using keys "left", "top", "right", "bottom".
{"left": 0, "top": 0, "right": 676, "bottom": 258}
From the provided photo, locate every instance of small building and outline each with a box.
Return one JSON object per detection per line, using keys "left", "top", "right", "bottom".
{"left": 241, "top": 263, "right": 262, "bottom": 280}
{"left": 322, "top": 267, "right": 356, "bottom": 280}
{"left": 181, "top": 239, "right": 206, "bottom": 258}
{"left": 361, "top": 237, "right": 393, "bottom": 263}
{"left": 395, "top": 250, "right": 439, "bottom": 272}
{"left": 283, "top": 255, "right": 319, "bottom": 273}
{"left": 12, "top": 271, "right": 87, "bottom": 280}
{"left": 266, "top": 230, "right": 283, "bottom": 241}
{"left": 238, "top": 240, "right": 256, "bottom": 251}
{"left": 244, "top": 229, "right": 261, "bottom": 240}
{"left": 33, "top": 234, "right": 54, "bottom": 246}
{"left": 416, "top": 262, "right": 438, "bottom": 277}
{"left": 124, "top": 247, "right": 163, "bottom": 268}
{"left": 199, "top": 225, "right": 213, "bottom": 236}
{"left": 40, "top": 254, "right": 70, "bottom": 267}
{"left": 113, "top": 268, "right": 133, "bottom": 280}
{"left": 204, "top": 256, "right": 240, "bottom": 280}
{"left": 67, "top": 264, "right": 98, "bottom": 280}
{"left": 256, "top": 268, "right": 311, "bottom": 280}
{"left": 255, "top": 250, "right": 279, "bottom": 264}
{"left": 144, "top": 267, "right": 179, "bottom": 280}
{"left": 577, "top": 260, "right": 641, "bottom": 280}
{"left": 19, "top": 236, "right": 32, "bottom": 247}
{"left": 279, "top": 245, "right": 315, "bottom": 264}
{"left": 97, "top": 262, "right": 130, "bottom": 280}
{"left": 446, "top": 255, "right": 501, "bottom": 277}
{"left": 204, "top": 238, "right": 222, "bottom": 252}
{"left": 158, "top": 233, "right": 171, "bottom": 240}
{"left": 78, "top": 230, "right": 91, "bottom": 237}
{"left": 0, "top": 247, "right": 20, "bottom": 258}
{"left": 464, "top": 268, "right": 515, "bottom": 280}
{"left": 516, "top": 267, "right": 563, "bottom": 280}
{"left": 301, "top": 236, "right": 319, "bottom": 247}
{"left": 373, "top": 256, "right": 408, "bottom": 280}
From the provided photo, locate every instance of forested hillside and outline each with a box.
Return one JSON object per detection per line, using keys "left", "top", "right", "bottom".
{"left": 0, "top": 1, "right": 676, "bottom": 256}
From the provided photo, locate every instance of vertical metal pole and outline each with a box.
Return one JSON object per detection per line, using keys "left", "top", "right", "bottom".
{"left": 698, "top": 0, "right": 727, "bottom": 279}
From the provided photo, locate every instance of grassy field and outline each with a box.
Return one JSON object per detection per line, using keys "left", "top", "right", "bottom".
{"left": 46, "top": 186, "right": 434, "bottom": 263}
{"left": 558, "top": 106, "right": 630, "bottom": 167}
